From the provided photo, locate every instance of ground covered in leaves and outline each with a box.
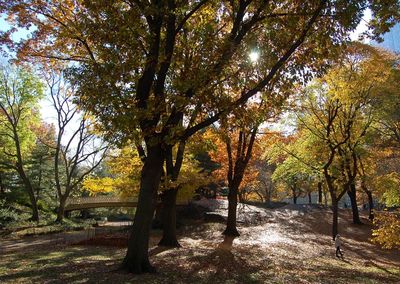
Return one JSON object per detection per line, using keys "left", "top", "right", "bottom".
{"left": 1, "top": 205, "right": 399, "bottom": 283}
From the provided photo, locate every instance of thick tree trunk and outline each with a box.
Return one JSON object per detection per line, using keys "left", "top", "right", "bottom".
{"left": 121, "top": 144, "right": 164, "bottom": 274}
{"left": 318, "top": 182, "right": 323, "bottom": 204}
{"left": 347, "top": 183, "right": 362, "bottom": 224}
{"left": 223, "top": 184, "right": 240, "bottom": 237}
{"left": 158, "top": 187, "right": 180, "bottom": 247}
{"left": 56, "top": 195, "right": 68, "bottom": 223}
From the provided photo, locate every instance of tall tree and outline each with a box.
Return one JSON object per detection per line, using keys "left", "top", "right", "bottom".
{"left": 0, "top": 65, "right": 44, "bottom": 221}
{"left": 211, "top": 124, "right": 260, "bottom": 236}
{"left": 291, "top": 45, "right": 399, "bottom": 236}
{"left": 28, "top": 121, "right": 56, "bottom": 209}
{"left": 46, "top": 73, "right": 108, "bottom": 222}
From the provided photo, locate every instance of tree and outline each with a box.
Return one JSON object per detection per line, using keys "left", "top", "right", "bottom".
{"left": 0, "top": 65, "right": 44, "bottom": 221}
{"left": 28, "top": 121, "right": 57, "bottom": 210}
{"left": 46, "top": 73, "right": 108, "bottom": 222}
{"left": 292, "top": 45, "right": 399, "bottom": 236}
{"left": 210, "top": 124, "right": 260, "bottom": 236}
{"left": 2, "top": 0, "right": 400, "bottom": 273}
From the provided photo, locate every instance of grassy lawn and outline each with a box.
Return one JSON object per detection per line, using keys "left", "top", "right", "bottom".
{"left": 1, "top": 241, "right": 399, "bottom": 283}
{"left": 1, "top": 209, "right": 399, "bottom": 283}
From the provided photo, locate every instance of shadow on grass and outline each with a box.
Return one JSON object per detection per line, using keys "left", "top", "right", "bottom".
{"left": 311, "top": 259, "right": 400, "bottom": 283}
{"left": 0, "top": 246, "right": 126, "bottom": 284}
{"left": 149, "top": 246, "right": 174, "bottom": 256}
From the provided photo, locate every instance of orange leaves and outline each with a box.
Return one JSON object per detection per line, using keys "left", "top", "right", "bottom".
{"left": 209, "top": 128, "right": 262, "bottom": 190}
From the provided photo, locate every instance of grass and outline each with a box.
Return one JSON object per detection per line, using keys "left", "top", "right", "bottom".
{"left": 1, "top": 242, "right": 399, "bottom": 284}
{"left": 1, "top": 202, "right": 96, "bottom": 237}
{"left": 0, "top": 208, "right": 399, "bottom": 283}
{"left": 1, "top": 217, "right": 96, "bottom": 238}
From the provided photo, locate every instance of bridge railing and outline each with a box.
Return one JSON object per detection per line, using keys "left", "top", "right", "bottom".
{"left": 65, "top": 195, "right": 189, "bottom": 211}
{"left": 66, "top": 196, "right": 138, "bottom": 206}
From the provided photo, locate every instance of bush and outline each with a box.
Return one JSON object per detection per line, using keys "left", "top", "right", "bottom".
{"left": 0, "top": 200, "right": 20, "bottom": 227}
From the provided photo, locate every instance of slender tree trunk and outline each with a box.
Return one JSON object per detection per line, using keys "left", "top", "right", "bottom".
{"left": 0, "top": 173, "right": 5, "bottom": 196}
{"left": 265, "top": 187, "right": 271, "bottom": 206}
{"left": 223, "top": 183, "right": 240, "bottom": 237}
{"left": 26, "top": 183, "right": 39, "bottom": 222}
{"left": 331, "top": 197, "right": 339, "bottom": 240}
{"left": 308, "top": 192, "right": 312, "bottom": 204}
{"left": 325, "top": 170, "right": 343, "bottom": 240}
{"left": 366, "top": 190, "right": 374, "bottom": 220}
{"left": 347, "top": 183, "right": 362, "bottom": 224}
{"left": 238, "top": 191, "right": 245, "bottom": 203}
{"left": 158, "top": 187, "right": 180, "bottom": 247}
{"left": 56, "top": 194, "right": 68, "bottom": 222}
{"left": 292, "top": 188, "right": 297, "bottom": 204}
{"left": 318, "top": 182, "right": 323, "bottom": 204}
{"left": 36, "top": 157, "right": 43, "bottom": 200}
{"left": 152, "top": 204, "right": 162, "bottom": 229}
{"left": 14, "top": 133, "right": 39, "bottom": 221}
{"left": 121, "top": 144, "right": 164, "bottom": 274}
{"left": 18, "top": 169, "right": 39, "bottom": 222}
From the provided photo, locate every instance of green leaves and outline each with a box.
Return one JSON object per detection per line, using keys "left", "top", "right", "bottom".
{"left": 0, "top": 65, "right": 44, "bottom": 164}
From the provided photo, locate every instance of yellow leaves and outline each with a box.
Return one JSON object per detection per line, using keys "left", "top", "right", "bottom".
{"left": 372, "top": 210, "right": 400, "bottom": 250}
{"left": 373, "top": 172, "right": 400, "bottom": 207}
{"left": 82, "top": 177, "right": 115, "bottom": 195}
{"left": 160, "top": 153, "right": 209, "bottom": 202}
{"left": 83, "top": 145, "right": 142, "bottom": 197}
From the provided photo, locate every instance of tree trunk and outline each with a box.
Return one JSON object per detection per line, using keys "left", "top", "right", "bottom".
{"left": 56, "top": 195, "right": 68, "bottom": 223}
{"left": 292, "top": 188, "right": 297, "bottom": 204}
{"left": 308, "top": 192, "right": 312, "bottom": 204}
{"left": 318, "top": 182, "right": 323, "bottom": 204}
{"left": 361, "top": 183, "right": 374, "bottom": 220}
{"left": 152, "top": 204, "right": 162, "bottom": 229}
{"left": 238, "top": 191, "right": 245, "bottom": 203}
{"left": 27, "top": 186, "right": 39, "bottom": 222}
{"left": 265, "top": 187, "right": 271, "bottom": 206}
{"left": 19, "top": 171, "right": 39, "bottom": 222}
{"left": 158, "top": 187, "right": 180, "bottom": 247}
{"left": 121, "top": 144, "right": 164, "bottom": 274}
{"left": 223, "top": 183, "right": 240, "bottom": 237}
{"left": 366, "top": 190, "right": 374, "bottom": 220}
{"left": 347, "top": 183, "right": 362, "bottom": 224}
{"left": 331, "top": 198, "right": 339, "bottom": 240}
{"left": 0, "top": 173, "right": 5, "bottom": 196}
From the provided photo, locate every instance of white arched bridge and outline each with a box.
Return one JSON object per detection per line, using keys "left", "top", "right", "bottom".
{"left": 65, "top": 196, "right": 188, "bottom": 212}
